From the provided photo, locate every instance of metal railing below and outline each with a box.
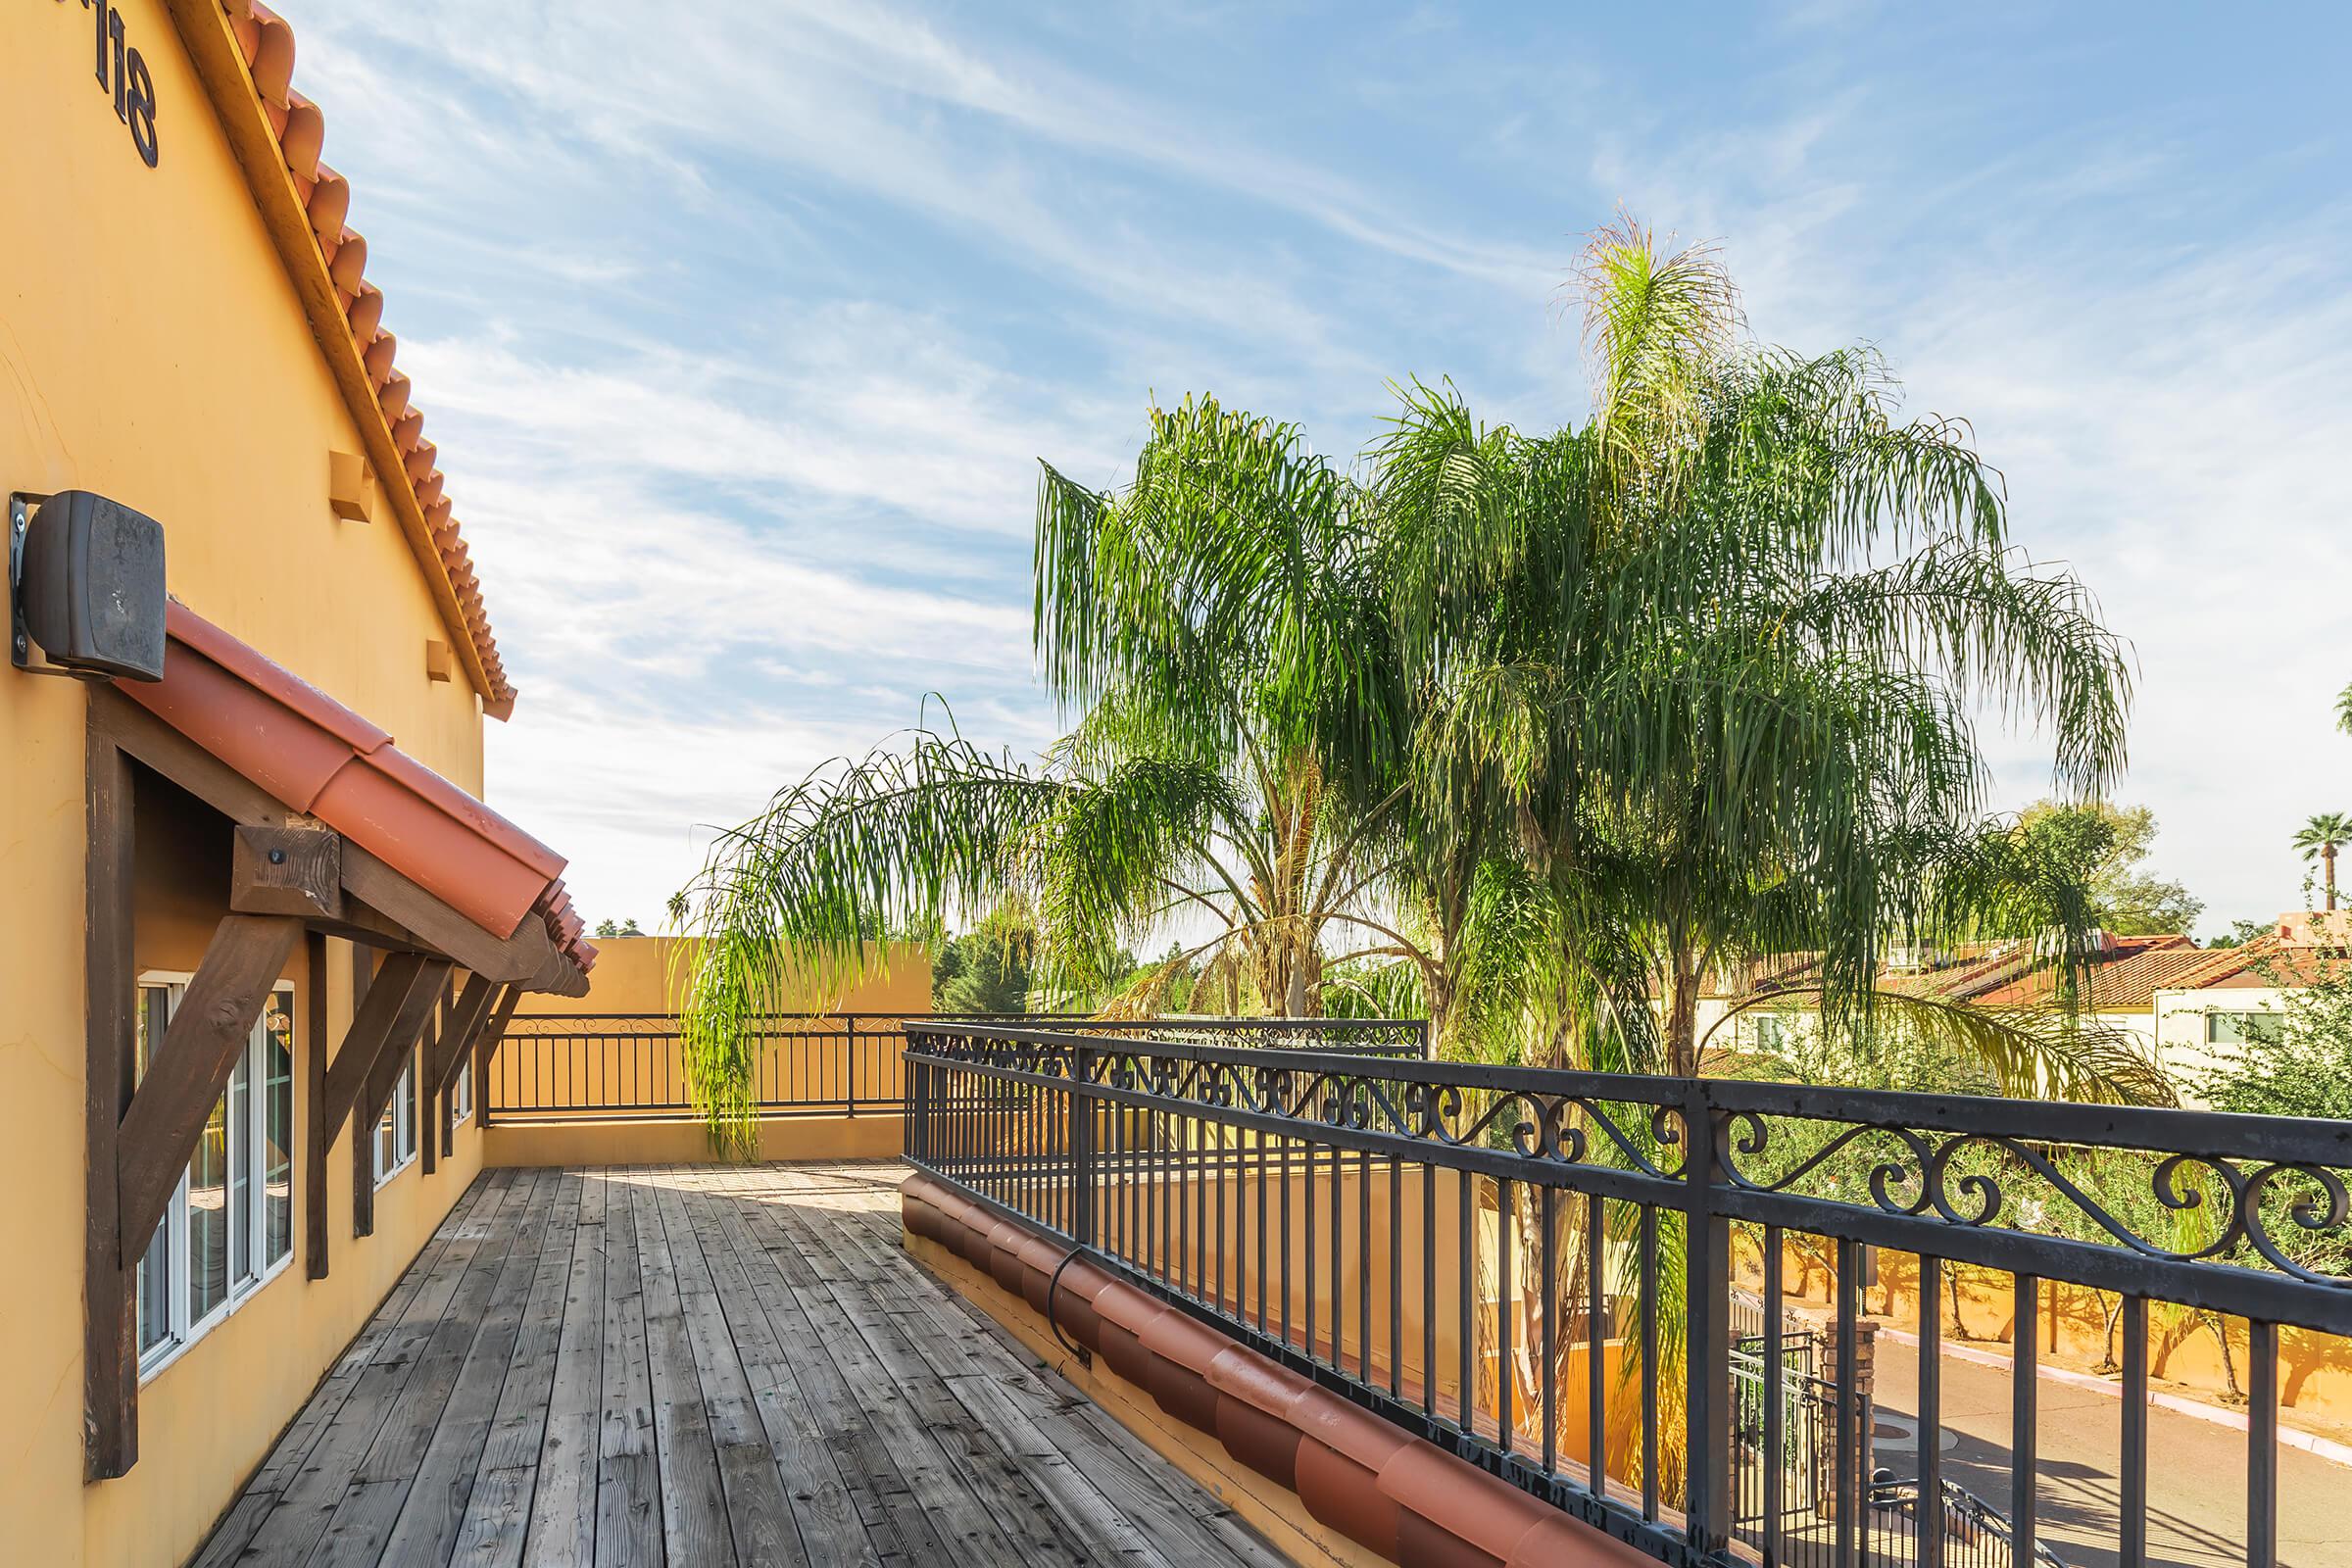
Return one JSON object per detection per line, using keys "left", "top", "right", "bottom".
{"left": 900, "top": 1019, "right": 2350, "bottom": 1568}
{"left": 483, "top": 1012, "right": 1430, "bottom": 1123}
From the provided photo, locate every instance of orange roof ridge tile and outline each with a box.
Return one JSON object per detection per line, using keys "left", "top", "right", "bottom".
{"left": 126, "top": 600, "right": 590, "bottom": 975}
{"left": 205, "top": 0, "right": 515, "bottom": 712}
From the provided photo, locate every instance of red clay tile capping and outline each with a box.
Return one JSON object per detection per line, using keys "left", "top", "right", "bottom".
{"left": 123, "top": 600, "right": 595, "bottom": 974}
{"left": 176, "top": 0, "right": 518, "bottom": 714}
{"left": 900, "top": 1173, "right": 1655, "bottom": 1568}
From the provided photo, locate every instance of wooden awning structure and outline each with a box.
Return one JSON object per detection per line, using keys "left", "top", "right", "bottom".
{"left": 83, "top": 603, "right": 595, "bottom": 1479}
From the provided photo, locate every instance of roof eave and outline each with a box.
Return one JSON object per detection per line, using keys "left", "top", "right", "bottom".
{"left": 164, "top": 0, "right": 512, "bottom": 717}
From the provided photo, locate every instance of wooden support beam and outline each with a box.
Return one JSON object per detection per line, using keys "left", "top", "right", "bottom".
{"left": 438, "top": 980, "right": 512, "bottom": 1155}
{"left": 429, "top": 975, "right": 499, "bottom": 1099}
{"left": 472, "top": 985, "right": 526, "bottom": 1128}
{"left": 84, "top": 728, "right": 137, "bottom": 1481}
{"left": 115, "top": 913, "right": 304, "bottom": 1261}
{"left": 319, "top": 952, "right": 434, "bottom": 1134}
{"left": 231, "top": 823, "right": 343, "bottom": 920}
{"left": 305, "top": 932, "right": 330, "bottom": 1280}
{"left": 350, "top": 958, "right": 447, "bottom": 1237}
{"left": 420, "top": 978, "right": 454, "bottom": 1177}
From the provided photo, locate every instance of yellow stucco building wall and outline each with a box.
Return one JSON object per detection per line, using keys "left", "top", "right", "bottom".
{"left": 1, "top": 4, "right": 511, "bottom": 1563}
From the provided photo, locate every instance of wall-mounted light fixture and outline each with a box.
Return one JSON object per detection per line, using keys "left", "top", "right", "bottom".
{"left": 9, "top": 490, "right": 168, "bottom": 682}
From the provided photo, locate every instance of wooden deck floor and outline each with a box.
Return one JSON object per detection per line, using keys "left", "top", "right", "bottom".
{"left": 194, "top": 1162, "right": 1288, "bottom": 1568}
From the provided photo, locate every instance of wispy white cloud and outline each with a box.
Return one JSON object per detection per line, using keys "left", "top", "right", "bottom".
{"left": 278, "top": 0, "right": 2352, "bottom": 938}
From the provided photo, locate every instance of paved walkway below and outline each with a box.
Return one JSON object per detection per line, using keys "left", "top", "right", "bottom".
{"left": 1871, "top": 1331, "right": 2344, "bottom": 1568}
{"left": 195, "top": 1161, "right": 1285, "bottom": 1568}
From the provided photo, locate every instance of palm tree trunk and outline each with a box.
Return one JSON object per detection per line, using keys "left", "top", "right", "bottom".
{"left": 2328, "top": 843, "right": 2339, "bottom": 912}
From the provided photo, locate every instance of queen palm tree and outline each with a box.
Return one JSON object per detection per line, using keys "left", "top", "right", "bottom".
{"left": 2295, "top": 811, "right": 2352, "bottom": 910}
{"left": 674, "top": 220, "right": 2151, "bottom": 1152}
{"left": 1378, "top": 219, "right": 2136, "bottom": 1086}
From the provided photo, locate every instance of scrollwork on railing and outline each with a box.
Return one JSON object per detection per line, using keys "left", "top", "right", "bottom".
{"left": 959, "top": 1033, "right": 1686, "bottom": 1182}
{"left": 1722, "top": 1113, "right": 2352, "bottom": 1289}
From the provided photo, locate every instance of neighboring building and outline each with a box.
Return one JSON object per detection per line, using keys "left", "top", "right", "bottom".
{"left": 3, "top": 6, "right": 592, "bottom": 1565}
{"left": 1701, "top": 926, "right": 2331, "bottom": 1102}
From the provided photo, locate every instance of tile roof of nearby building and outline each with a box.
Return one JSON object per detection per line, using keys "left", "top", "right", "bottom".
{"left": 1710, "top": 933, "right": 2277, "bottom": 1013}
{"left": 1969, "top": 935, "right": 2218, "bottom": 1012}
{"left": 198, "top": 1, "right": 514, "bottom": 712}
{"left": 127, "top": 600, "right": 595, "bottom": 977}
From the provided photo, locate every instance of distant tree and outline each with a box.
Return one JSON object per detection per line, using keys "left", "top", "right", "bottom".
{"left": 2205, "top": 918, "right": 2270, "bottom": 950}
{"left": 2293, "top": 812, "right": 2352, "bottom": 911}
{"left": 592, "top": 916, "right": 643, "bottom": 938}
{"left": 929, "top": 907, "right": 1038, "bottom": 1015}
{"left": 2011, "top": 801, "right": 2203, "bottom": 935}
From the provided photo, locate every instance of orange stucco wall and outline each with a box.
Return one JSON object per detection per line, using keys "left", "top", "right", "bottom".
{"left": 0, "top": 5, "right": 505, "bottom": 1564}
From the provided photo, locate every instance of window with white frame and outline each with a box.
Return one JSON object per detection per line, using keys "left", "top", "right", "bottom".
{"left": 2207, "top": 1009, "right": 2283, "bottom": 1047}
{"left": 374, "top": 1053, "right": 417, "bottom": 1185}
{"left": 134, "top": 976, "right": 296, "bottom": 1375}
{"left": 448, "top": 1053, "right": 471, "bottom": 1124}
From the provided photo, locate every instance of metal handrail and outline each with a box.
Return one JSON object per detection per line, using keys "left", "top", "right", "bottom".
{"left": 901, "top": 1019, "right": 2351, "bottom": 1568}
{"left": 484, "top": 1011, "right": 1429, "bottom": 1121}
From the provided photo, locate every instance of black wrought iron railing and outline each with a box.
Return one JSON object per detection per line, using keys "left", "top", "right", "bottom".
{"left": 902, "top": 1020, "right": 2352, "bottom": 1568}
{"left": 484, "top": 1012, "right": 1426, "bottom": 1122}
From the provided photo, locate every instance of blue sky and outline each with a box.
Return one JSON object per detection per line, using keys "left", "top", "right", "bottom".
{"left": 291, "top": 2, "right": 2352, "bottom": 937}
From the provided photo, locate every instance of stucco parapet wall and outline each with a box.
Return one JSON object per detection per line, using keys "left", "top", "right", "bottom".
{"left": 124, "top": 599, "right": 594, "bottom": 973}
{"left": 900, "top": 1171, "right": 1652, "bottom": 1568}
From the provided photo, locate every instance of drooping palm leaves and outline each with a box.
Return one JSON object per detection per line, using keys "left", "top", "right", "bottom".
{"left": 1376, "top": 222, "right": 2134, "bottom": 1081}
{"left": 675, "top": 219, "right": 2149, "bottom": 1153}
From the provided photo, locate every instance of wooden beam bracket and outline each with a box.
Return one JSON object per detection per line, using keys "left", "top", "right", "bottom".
{"left": 231, "top": 822, "right": 343, "bottom": 920}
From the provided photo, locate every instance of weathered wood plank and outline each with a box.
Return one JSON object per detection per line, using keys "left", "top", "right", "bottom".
{"left": 654, "top": 1175, "right": 806, "bottom": 1567}
{"left": 808, "top": 1204, "right": 1186, "bottom": 1568}
{"left": 633, "top": 1167, "right": 737, "bottom": 1568}
{"left": 307, "top": 1170, "right": 553, "bottom": 1567}
{"left": 825, "top": 1194, "right": 1284, "bottom": 1568}
{"left": 771, "top": 1198, "right": 1098, "bottom": 1567}
{"left": 593, "top": 1170, "right": 662, "bottom": 1568}
{"left": 206, "top": 1162, "right": 1292, "bottom": 1568}
{"left": 705, "top": 1176, "right": 949, "bottom": 1562}
{"left": 376, "top": 1170, "right": 564, "bottom": 1565}
{"left": 189, "top": 1176, "right": 508, "bottom": 1568}
{"left": 229, "top": 1171, "right": 525, "bottom": 1568}
{"left": 740, "top": 1179, "right": 1026, "bottom": 1567}
{"left": 515, "top": 1171, "right": 609, "bottom": 1568}
{"left": 688, "top": 1180, "right": 882, "bottom": 1568}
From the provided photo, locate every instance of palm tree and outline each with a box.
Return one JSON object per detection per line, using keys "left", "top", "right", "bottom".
{"left": 671, "top": 398, "right": 1555, "bottom": 1145}
{"left": 1379, "top": 219, "right": 2135, "bottom": 1083}
{"left": 2295, "top": 811, "right": 2352, "bottom": 910}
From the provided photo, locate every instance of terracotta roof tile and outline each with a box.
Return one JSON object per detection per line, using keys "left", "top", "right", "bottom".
{"left": 209, "top": 0, "right": 516, "bottom": 711}
{"left": 126, "top": 600, "right": 590, "bottom": 977}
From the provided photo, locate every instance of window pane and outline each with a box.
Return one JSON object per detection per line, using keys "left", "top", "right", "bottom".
{"left": 137, "top": 987, "right": 170, "bottom": 1085}
{"left": 2209, "top": 1010, "right": 2283, "bottom": 1046}
{"left": 135, "top": 986, "right": 174, "bottom": 1352}
{"left": 229, "top": 1048, "right": 252, "bottom": 1287}
{"left": 135, "top": 1214, "right": 171, "bottom": 1356}
{"left": 396, "top": 1061, "right": 416, "bottom": 1162}
{"left": 188, "top": 1089, "right": 228, "bottom": 1322}
{"left": 263, "top": 994, "right": 294, "bottom": 1267}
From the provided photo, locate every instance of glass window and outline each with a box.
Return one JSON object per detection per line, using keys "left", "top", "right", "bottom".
{"left": 2207, "top": 1009, "right": 2283, "bottom": 1047}
{"left": 134, "top": 977, "right": 298, "bottom": 1373}
{"left": 375, "top": 1054, "right": 416, "bottom": 1185}
{"left": 186, "top": 1066, "right": 229, "bottom": 1325}
{"left": 262, "top": 993, "right": 294, "bottom": 1270}
{"left": 449, "top": 1054, "right": 471, "bottom": 1124}
{"left": 134, "top": 987, "right": 173, "bottom": 1360}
